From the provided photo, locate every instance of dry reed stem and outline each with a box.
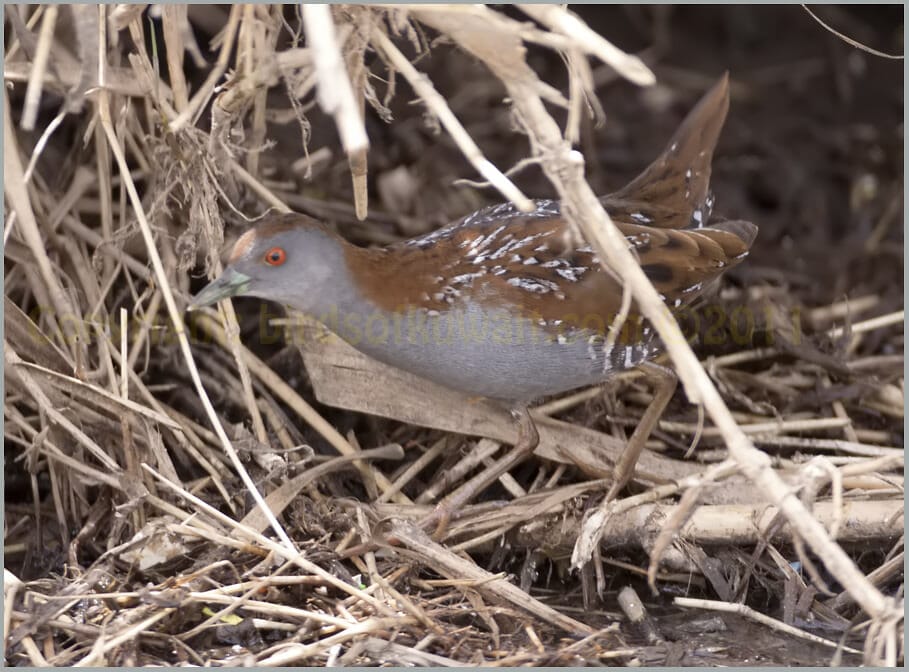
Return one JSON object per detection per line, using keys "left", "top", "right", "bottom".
{"left": 73, "top": 608, "right": 174, "bottom": 667}
{"left": 16, "top": 360, "right": 181, "bottom": 429}
{"left": 707, "top": 309, "right": 905, "bottom": 368}
{"left": 170, "top": 5, "right": 241, "bottom": 131}
{"left": 257, "top": 616, "right": 418, "bottom": 666}
{"left": 4, "top": 5, "right": 46, "bottom": 62}
{"left": 19, "top": 5, "right": 57, "bottom": 131}
{"left": 3, "top": 570, "right": 24, "bottom": 656}
{"left": 4, "top": 59, "right": 164, "bottom": 99}
{"left": 218, "top": 297, "right": 269, "bottom": 444}
{"left": 142, "top": 464, "right": 395, "bottom": 617}
{"left": 6, "top": 346, "right": 121, "bottom": 474}
{"left": 407, "top": 6, "right": 898, "bottom": 636}
{"left": 302, "top": 5, "right": 369, "bottom": 218}
{"left": 4, "top": 92, "right": 79, "bottom": 353}
{"left": 518, "top": 5, "right": 656, "bottom": 86}
{"left": 161, "top": 5, "right": 190, "bottom": 112}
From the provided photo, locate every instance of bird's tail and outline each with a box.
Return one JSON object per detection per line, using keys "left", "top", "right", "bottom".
{"left": 605, "top": 72, "right": 731, "bottom": 231}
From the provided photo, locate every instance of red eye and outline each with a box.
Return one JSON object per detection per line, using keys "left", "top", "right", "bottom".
{"left": 264, "top": 247, "right": 286, "bottom": 266}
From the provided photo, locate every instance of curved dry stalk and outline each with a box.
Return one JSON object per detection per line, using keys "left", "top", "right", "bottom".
{"left": 409, "top": 6, "right": 898, "bottom": 631}
{"left": 371, "top": 27, "right": 534, "bottom": 213}
{"left": 3, "top": 110, "right": 66, "bottom": 245}
{"left": 800, "top": 5, "right": 904, "bottom": 60}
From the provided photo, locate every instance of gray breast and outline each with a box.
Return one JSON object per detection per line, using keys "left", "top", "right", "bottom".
{"left": 328, "top": 301, "right": 659, "bottom": 402}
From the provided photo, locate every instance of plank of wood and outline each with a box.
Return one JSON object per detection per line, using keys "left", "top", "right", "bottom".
{"left": 287, "top": 319, "right": 701, "bottom": 486}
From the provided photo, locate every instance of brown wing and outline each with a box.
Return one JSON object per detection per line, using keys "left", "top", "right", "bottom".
{"left": 352, "top": 213, "right": 755, "bottom": 335}
{"left": 348, "top": 73, "right": 750, "bottom": 331}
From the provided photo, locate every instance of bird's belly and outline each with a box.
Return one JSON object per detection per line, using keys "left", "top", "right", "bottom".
{"left": 330, "top": 305, "right": 657, "bottom": 402}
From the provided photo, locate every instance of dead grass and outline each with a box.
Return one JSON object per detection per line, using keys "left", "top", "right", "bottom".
{"left": 4, "top": 4, "right": 904, "bottom": 667}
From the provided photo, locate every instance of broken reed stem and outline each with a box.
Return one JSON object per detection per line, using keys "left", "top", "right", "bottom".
{"left": 170, "top": 4, "right": 242, "bottom": 132}
{"left": 302, "top": 5, "right": 369, "bottom": 218}
{"left": 161, "top": 5, "right": 190, "bottom": 112}
{"left": 218, "top": 298, "right": 269, "bottom": 445}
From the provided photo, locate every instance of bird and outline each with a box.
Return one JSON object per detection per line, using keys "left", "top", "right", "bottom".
{"left": 190, "top": 73, "right": 757, "bottom": 537}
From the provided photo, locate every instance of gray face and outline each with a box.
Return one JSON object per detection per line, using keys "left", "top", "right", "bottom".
{"left": 189, "top": 226, "right": 346, "bottom": 314}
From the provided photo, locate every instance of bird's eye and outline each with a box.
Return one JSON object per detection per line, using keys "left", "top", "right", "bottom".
{"left": 264, "top": 247, "right": 286, "bottom": 266}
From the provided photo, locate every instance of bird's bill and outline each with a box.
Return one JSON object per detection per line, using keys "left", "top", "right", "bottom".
{"left": 187, "top": 268, "right": 252, "bottom": 310}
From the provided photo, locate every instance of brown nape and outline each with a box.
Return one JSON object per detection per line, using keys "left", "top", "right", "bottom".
{"left": 228, "top": 229, "right": 258, "bottom": 265}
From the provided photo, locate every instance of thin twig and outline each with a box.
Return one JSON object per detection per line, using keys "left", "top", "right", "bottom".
{"left": 800, "top": 5, "right": 903, "bottom": 60}
{"left": 674, "top": 596, "right": 864, "bottom": 654}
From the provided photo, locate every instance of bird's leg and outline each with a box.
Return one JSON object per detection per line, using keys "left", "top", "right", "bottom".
{"left": 605, "top": 361, "right": 678, "bottom": 501}
{"left": 421, "top": 405, "right": 539, "bottom": 541}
